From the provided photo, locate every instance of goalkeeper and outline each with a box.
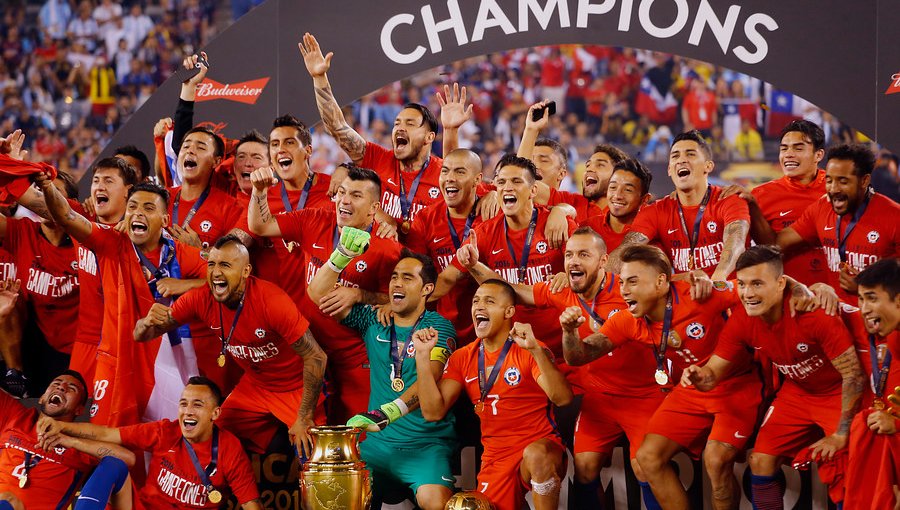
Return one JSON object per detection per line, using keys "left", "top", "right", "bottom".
{"left": 307, "top": 226, "right": 458, "bottom": 510}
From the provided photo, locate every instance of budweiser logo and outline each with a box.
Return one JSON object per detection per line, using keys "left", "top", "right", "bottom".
{"left": 886, "top": 72, "right": 900, "bottom": 95}
{"left": 195, "top": 77, "right": 270, "bottom": 104}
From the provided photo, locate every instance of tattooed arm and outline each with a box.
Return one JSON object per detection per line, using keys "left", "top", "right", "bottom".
{"left": 227, "top": 227, "right": 255, "bottom": 248}
{"left": 712, "top": 220, "right": 750, "bottom": 281}
{"left": 605, "top": 231, "right": 651, "bottom": 274}
{"left": 559, "top": 306, "right": 617, "bottom": 366}
{"left": 247, "top": 186, "right": 280, "bottom": 238}
{"left": 33, "top": 172, "right": 93, "bottom": 243}
{"left": 809, "top": 346, "right": 864, "bottom": 461}
{"left": 289, "top": 329, "right": 328, "bottom": 454}
{"left": 35, "top": 416, "right": 135, "bottom": 466}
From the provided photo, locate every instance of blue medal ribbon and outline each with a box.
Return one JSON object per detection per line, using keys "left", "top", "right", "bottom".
{"left": 835, "top": 190, "right": 872, "bottom": 263}
{"left": 172, "top": 186, "right": 211, "bottom": 228}
{"left": 869, "top": 334, "right": 892, "bottom": 399}
{"left": 182, "top": 426, "right": 220, "bottom": 499}
{"left": 280, "top": 174, "right": 314, "bottom": 212}
{"left": 398, "top": 159, "right": 429, "bottom": 221}
{"left": 675, "top": 186, "right": 712, "bottom": 271}
{"left": 446, "top": 198, "right": 479, "bottom": 250}
{"left": 388, "top": 314, "right": 426, "bottom": 384}
{"left": 477, "top": 337, "right": 514, "bottom": 404}
{"left": 504, "top": 208, "right": 539, "bottom": 284}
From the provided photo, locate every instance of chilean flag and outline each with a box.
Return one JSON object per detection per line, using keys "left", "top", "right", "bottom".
{"left": 721, "top": 99, "right": 760, "bottom": 143}
{"left": 635, "top": 76, "right": 678, "bottom": 124}
{"left": 765, "top": 89, "right": 803, "bottom": 137}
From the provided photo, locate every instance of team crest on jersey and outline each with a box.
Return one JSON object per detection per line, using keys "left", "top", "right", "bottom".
{"left": 428, "top": 187, "right": 440, "bottom": 199}
{"left": 839, "top": 303, "right": 860, "bottom": 314}
{"left": 504, "top": 367, "right": 521, "bottom": 387}
{"left": 356, "top": 260, "right": 368, "bottom": 272}
{"left": 535, "top": 241, "right": 548, "bottom": 254}
{"left": 255, "top": 328, "right": 266, "bottom": 338}
{"left": 867, "top": 230, "right": 880, "bottom": 243}
{"left": 713, "top": 280, "right": 733, "bottom": 291}
{"left": 796, "top": 343, "right": 809, "bottom": 353}
{"left": 70, "top": 261, "right": 78, "bottom": 271}
{"left": 200, "top": 220, "right": 212, "bottom": 233}
{"left": 707, "top": 221, "right": 717, "bottom": 233}
{"left": 406, "top": 342, "right": 416, "bottom": 356}
{"left": 90, "top": 403, "right": 98, "bottom": 417}
{"left": 686, "top": 322, "right": 705, "bottom": 339}
{"left": 607, "top": 309, "right": 620, "bottom": 319}
{"left": 54, "top": 446, "right": 67, "bottom": 455}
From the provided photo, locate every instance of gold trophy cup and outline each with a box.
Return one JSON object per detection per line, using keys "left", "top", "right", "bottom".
{"left": 445, "top": 491, "right": 496, "bottom": 510}
{"left": 300, "top": 426, "right": 372, "bottom": 510}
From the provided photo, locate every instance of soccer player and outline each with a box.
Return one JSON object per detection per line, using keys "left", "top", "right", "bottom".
{"left": 230, "top": 130, "right": 269, "bottom": 208}
{"left": 681, "top": 245, "right": 865, "bottom": 508}
{"left": 414, "top": 279, "right": 573, "bottom": 510}
{"left": 584, "top": 157, "right": 653, "bottom": 251}
{"left": 36, "top": 376, "right": 262, "bottom": 510}
{"left": 36, "top": 176, "right": 207, "bottom": 427}
{"left": 0, "top": 370, "right": 133, "bottom": 509}
{"left": 608, "top": 130, "right": 750, "bottom": 280}
{"left": 307, "top": 237, "right": 456, "bottom": 510}
{"left": 777, "top": 143, "right": 900, "bottom": 303}
{"left": 433, "top": 154, "right": 577, "bottom": 361}
{"left": 300, "top": 32, "right": 471, "bottom": 233}
{"left": 133, "top": 235, "right": 327, "bottom": 453}
{"left": 248, "top": 164, "right": 401, "bottom": 422}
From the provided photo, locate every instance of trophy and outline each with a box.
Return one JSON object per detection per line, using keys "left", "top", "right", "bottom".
{"left": 300, "top": 426, "right": 372, "bottom": 510}
{"left": 445, "top": 491, "right": 496, "bottom": 510}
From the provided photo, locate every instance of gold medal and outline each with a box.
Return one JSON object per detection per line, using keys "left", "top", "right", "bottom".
{"left": 654, "top": 369, "right": 669, "bottom": 386}
{"left": 207, "top": 488, "right": 222, "bottom": 504}
{"left": 18, "top": 475, "right": 27, "bottom": 488}
{"left": 391, "top": 378, "right": 405, "bottom": 392}
{"left": 217, "top": 354, "right": 226, "bottom": 367}
{"left": 474, "top": 401, "right": 485, "bottom": 413}
{"left": 401, "top": 220, "right": 411, "bottom": 234}
{"left": 874, "top": 398, "right": 886, "bottom": 411}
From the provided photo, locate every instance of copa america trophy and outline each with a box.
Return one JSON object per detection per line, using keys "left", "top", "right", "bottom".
{"left": 445, "top": 491, "right": 496, "bottom": 510}
{"left": 300, "top": 426, "right": 372, "bottom": 510}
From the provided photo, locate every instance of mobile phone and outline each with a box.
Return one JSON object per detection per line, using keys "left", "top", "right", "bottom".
{"left": 181, "top": 54, "right": 209, "bottom": 81}
{"left": 532, "top": 101, "right": 557, "bottom": 122}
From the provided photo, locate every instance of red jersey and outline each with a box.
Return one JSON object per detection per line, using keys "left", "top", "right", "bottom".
{"left": 601, "top": 280, "right": 745, "bottom": 375}
{"left": 631, "top": 186, "right": 750, "bottom": 276}
{"left": 119, "top": 420, "right": 258, "bottom": 509}
{"left": 841, "top": 305, "right": 900, "bottom": 405}
{"left": 171, "top": 277, "right": 310, "bottom": 390}
{"left": 790, "top": 192, "right": 900, "bottom": 302}
{"left": 233, "top": 175, "right": 333, "bottom": 306}
{"left": 751, "top": 171, "right": 828, "bottom": 286}
{"left": 3, "top": 217, "right": 79, "bottom": 353}
{"left": 407, "top": 200, "right": 484, "bottom": 346}
{"left": 443, "top": 339, "right": 559, "bottom": 451}
{"left": 361, "top": 142, "right": 443, "bottom": 223}
{"left": 715, "top": 299, "right": 854, "bottom": 396}
{"left": 74, "top": 221, "right": 119, "bottom": 347}
{"left": 0, "top": 247, "right": 16, "bottom": 280}
{"left": 276, "top": 208, "right": 401, "bottom": 367}
{"left": 548, "top": 188, "right": 602, "bottom": 223}
{"left": 167, "top": 186, "right": 242, "bottom": 251}
{"left": 583, "top": 209, "right": 632, "bottom": 252}
{"left": 452, "top": 207, "right": 577, "bottom": 358}
{"left": 0, "top": 392, "right": 96, "bottom": 508}
{"left": 533, "top": 274, "right": 659, "bottom": 397}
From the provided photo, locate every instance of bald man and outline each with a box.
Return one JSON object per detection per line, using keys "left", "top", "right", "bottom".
{"left": 134, "top": 235, "right": 328, "bottom": 454}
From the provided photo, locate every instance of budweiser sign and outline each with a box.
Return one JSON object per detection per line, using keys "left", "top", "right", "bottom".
{"left": 195, "top": 77, "right": 270, "bottom": 104}
{"left": 887, "top": 72, "right": 900, "bottom": 95}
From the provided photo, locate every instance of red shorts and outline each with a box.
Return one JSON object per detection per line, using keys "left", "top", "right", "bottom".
{"left": 646, "top": 372, "right": 763, "bottom": 457}
{"left": 218, "top": 375, "right": 326, "bottom": 453}
{"left": 575, "top": 391, "right": 666, "bottom": 456}
{"left": 324, "top": 362, "right": 371, "bottom": 424}
{"left": 69, "top": 340, "right": 98, "bottom": 389}
{"left": 753, "top": 389, "right": 841, "bottom": 457}
{"left": 479, "top": 436, "right": 565, "bottom": 510}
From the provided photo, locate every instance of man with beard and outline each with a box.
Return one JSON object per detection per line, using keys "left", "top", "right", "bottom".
{"left": 249, "top": 165, "right": 401, "bottom": 423}
{"left": 681, "top": 246, "right": 864, "bottom": 509}
{"left": 134, "top": 236, "right": 327, "bottom": 454}
{"left": 300, "top": 32, "right": 472, "bottom": 234}
{"left": 778, "top": 143, "right": 900, "bottom": 303}
{"left": 584, "top": 157, "right": 653, "bottom": 251}
{"left": 0, "top": 370, "right": 133, "bottom": 509}
{"left": 36, "top": 376, "right": 262, "bottom": 510}
{"left": 36, "top": 177, "right": 207, "bottom": 427}
{"left": 308, "top": 244, "right": 456, "bottom": 510}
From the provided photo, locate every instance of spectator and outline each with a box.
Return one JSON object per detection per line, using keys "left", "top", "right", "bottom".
{"left": 67, "top": 1, "right": 100, "bottom": 52}
{"left": 39, "top": 0, "right": 73, "bottom": 42}
{"left": 92, "top": 0, "right": 123, "bottom": 40}
{"left": 733, "top": 119, "right": 764, "bottom": 160}
{"left": 682, "top": 78, "right": 718, "bottom": 136}
{"left": 121, "top": 3, "right": 154, "bottom": 51}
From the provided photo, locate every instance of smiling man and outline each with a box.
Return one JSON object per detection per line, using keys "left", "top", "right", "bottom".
{"left": 585, "top": 157, "right": 653, "bottom": 251}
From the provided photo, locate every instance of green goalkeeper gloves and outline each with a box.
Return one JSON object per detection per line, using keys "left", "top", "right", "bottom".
{"left": 327, "top": 226, "right": 371, "bottom": 272}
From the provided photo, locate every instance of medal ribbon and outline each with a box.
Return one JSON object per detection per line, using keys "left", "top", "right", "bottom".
{"left": 398, "top": 158, "right": 429, "bottom": 221}
{"left": 675, "top": 186, "right": 711, "bottom": 270}
{"left": 280, "top": 174, "right": 314, "bottom": 212}
{"left": 134, "top": 240, "right": 177, "bottom": 304}
{"left": 389, "top": 314, "right": 426, "bottom": 382}
{"left": 172, "top": 186, "right": 211, "bottom": 228}
{"left": 576, "top": 273, "right": 613, "bottom": 328}
{"left": 19, "top": 453, "right": 41, "bottom": 481}
{"left": 649, "top": 291, "right": 674, "bottom": 376}
{"left": 478, "top": 337, "right": 514, "bottom": 403}
{"left": 835, "top": 190, "right": 872, "bottom": 263}
{"left": 182, "top": 426, "right": 219, "bottom": 496}
{"left": 217, "top": 292, "right": 247, "bottom": 363}
{"left": 504, "top": 208, "right": 539, "bottom": 284}
{"left": 446, "top": 197, "right": 479, "bottom": 250}
{"left": 869, "top": 334, "right": 892, "bottom": 398}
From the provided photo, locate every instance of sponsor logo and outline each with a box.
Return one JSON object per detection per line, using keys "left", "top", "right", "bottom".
{"left": 824, "top": 226, "right": 835, "bottom": 231}
{"left": 387, "top": 178, "right": 397, "bottom": 186}
{"left": 667, "top": 228, "right": 679, "bottom": 235}
{"left": 433, "top": 237, "right": 446, "bottom": 244}
{"left": 734, "top": 431, "right": 747, "bottom": 439}
{"left": 313, "top": 243, "right": 324, "bottom": 249}
{"left": 255, "top": 328, "right": 266, "bottom": 338}
{"left": 779, "top": 210, "right": 792, "bottom": 217}
{"left": 686, "top": 322, "right": 706, "bottom": 339}
{"left": 706, "top": 221, "right": 717, "bottom": 233}
{"left": 195, "top": 77, "right": 270, "bottom": 105}
{"left": 535, "top": 241, "right": 548, "bottom": 254}
{"left": 491, "top": 248, "right": 504, "bottom": 255}
{"left": 428, "top": 187, "right": 440, "bottom": 199}
{"left": 868, "top": 230, "right": 880, "bottom": 243}
{"left": 200, "top": 220, "right": 212, "bottom": 233}
{"left": 356, "top": 260, "right": 368, "bottom": 272}
{"left": 504, "top": 366, "right": 521, "bottom": 386}
{"left": 796, "top": 342, "right": 808, "bottom": 352}
{"left": 375, "top": 335, "right": 390, "bottom": 343}
{"left": 887, "top": 72, "right": 900, "bottom": 95}
{"left": 464, "top": 375, "right": 478, "bottom": 383}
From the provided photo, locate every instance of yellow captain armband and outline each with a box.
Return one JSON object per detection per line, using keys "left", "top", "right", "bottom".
{"left": 430, "top": 346, "right": 452, "bottom": 364}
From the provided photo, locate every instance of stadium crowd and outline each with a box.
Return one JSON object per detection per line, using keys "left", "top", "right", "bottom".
{"left": 0, "top": 9, "right": 899, "bottom": 510}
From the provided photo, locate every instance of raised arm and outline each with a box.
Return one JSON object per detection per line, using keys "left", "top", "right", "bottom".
{"left": 247, "top": 167, "right": 281, "bottom": 237}
{"left": 558, "top": 307, "right": 617, "bottom": 366}
{"left": 306, "top": 227, "right": 371, "bottom": 321}
{"left": 412, "top": 329, "right": 463, "bottom": 422}
{"left": 288, "top": 329, "right": 328, "bottom": 454}
{"left": 437, "top": 83, "right": 473, "bottom": 155}
{"left": 680, "top": 355, "right": 732, "bottom": 392}
{"left": 605, "top": 231, "right": 651, "bottom": 274}
{"left": 517, "top": 101, "right": 551, "bottom": 161}
{"left": 171, "top": 52, "right": 207, "bottom": 154}
{"left": 134, "top": 303, "right": 180, "bottom": 342}
{"left": 809, "top": 346, "right": 864, "bottom": 461}
{"left": 299, "top": 32, "right": 366, "bottom": 163}
{"left": 711, "top": 219, "right": 750, "bottom": 281}
{"left": 33, "top": 171, "right": 93, "bottom": 243}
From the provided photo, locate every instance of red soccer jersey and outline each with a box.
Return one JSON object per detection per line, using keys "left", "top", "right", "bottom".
{"left": 171, "top": 277, "right": 310, "bottom": 390}
{"left": 452, "top": 207, "right": 577, "bottom": 358}
{"left": 407, "top": 200, "right": 484, "bottom": 346}
{"left": 789, "top": 192, "right": 900, "bottom": 303}
{"left": 276, "top": 208, "right": 401, "bottom": 367}
{"left": 361, "top": 142, "right": 443, "bottom": 223}
{"left": 73, "top": 220, "right": 118, "bottom": 347}
{"left": 601, "top": 280, "right": 745, "bottom": 375}
{"left": 547, "top": 188, "right": 602, "bottom": 223}
{"left": 233, "top": 175, "right": 333, "bottom": 306}
{"left": 751, "top": 171, "right": 829, "bottom": 286}
{"left": 0, "top": 247, "right": 15, "bottom": 280}
{"left": 167, "top": 186, "right": 242, "bottom": 251}
{"left": 119, "top": 420, "right": 259, "bottom": 509}
{"left": 583, "top": 209, "right": 632, "bottom": 252}
{"left": 532, "top": 274, "right": 659, "bottom": 397}
{"left": 443, "top": 339, "right": 559, "bottom": 451}
{"left": 0, "top": 392, "right": 96, "bottom": 507}
{"left": 715, "top": 299, "right": 853, "bottom": 396}
{"left": 3, "top": 217, "right": 79, "bottom": 353}
{"left": 630, "top": 186, "right": 750, "bottom": 276}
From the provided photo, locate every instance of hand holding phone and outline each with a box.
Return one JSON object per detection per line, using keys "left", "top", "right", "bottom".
{"left": 531, "top": 100, "right": 556, "bottom": 122}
